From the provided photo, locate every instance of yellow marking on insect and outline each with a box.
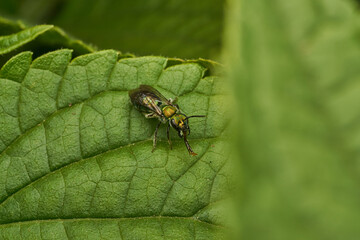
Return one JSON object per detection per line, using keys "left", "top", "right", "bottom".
{"left": 163, "top": 106, "right": 176, "bottom": 118}
{"left": 179, "top": 121, "right": 184, "bottom": 127}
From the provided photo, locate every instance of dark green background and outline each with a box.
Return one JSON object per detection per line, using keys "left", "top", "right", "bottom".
{"left": 0, "top": 0, "right": 223, "bottom": 59}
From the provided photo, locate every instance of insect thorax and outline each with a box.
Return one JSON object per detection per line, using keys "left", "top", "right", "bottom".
{"left": 162, "top": 105, "right": 177, "bottom": 118}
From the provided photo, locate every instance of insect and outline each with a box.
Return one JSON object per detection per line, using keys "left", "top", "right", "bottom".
{"left": 129, "top": 85, "right": 205, "bottom": 156}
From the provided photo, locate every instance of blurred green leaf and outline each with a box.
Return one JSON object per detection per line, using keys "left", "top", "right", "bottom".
{"left": 0, "top": 0, "right": 223, "bottom": 59}
{"left": 0, "top": 25, "right": 53, "bottom": 55}
{"left": 0, "top": 16, "right": 94, "bottom": 66}
{"left": 226, "top": 0, "right": 360, "bottom": 239}
{"left": 0, "top": 49, "right": 229, "bottom": 239}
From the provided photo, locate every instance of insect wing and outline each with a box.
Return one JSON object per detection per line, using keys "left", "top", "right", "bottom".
{"left": 129, "top": 85, "right": 164, "bottom": 117}
{"left": 138, "top": 85, "right": 171, "bottom": 104}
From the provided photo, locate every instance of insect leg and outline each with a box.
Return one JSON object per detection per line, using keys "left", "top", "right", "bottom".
{"left": 169, "top": 97, "right": 179, "bottom": 109}
{"left": 167, "top": 123, "right": 172, "bottom": 150}
{"left": 145, "top": 113, "right": 157, "bottom": 118}
{"left": 152, "top": 122, "right": 162, "bottom": 153}
{"left": 184, "top": 136, "right": 197, "bottom": 156}
{"left": 169, "top": 97, "right": 178, "bottom": 104}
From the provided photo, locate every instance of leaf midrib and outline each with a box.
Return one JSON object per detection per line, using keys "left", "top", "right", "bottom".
{"left": 0, "top": 216, "right": 225, "bottom": 229}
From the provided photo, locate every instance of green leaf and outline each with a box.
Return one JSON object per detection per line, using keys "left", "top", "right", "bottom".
{"left": 0, "top": 25, "right": 53, "bottom": 55}
{"left": 226, "top": 0, "right": 360, "bottom": 239}
{"left": 0, "top": 50, "right": 229, "bottom": 239}
{"left": 0, "top": 17, "right": 95, "bottom": 67}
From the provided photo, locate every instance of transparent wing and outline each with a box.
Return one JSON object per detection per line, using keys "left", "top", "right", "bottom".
{"left": 129, "top": 85, "right": 167, "bottom": 116}
{"left": 137, "top": 85, "right": 171, "bottom": 104}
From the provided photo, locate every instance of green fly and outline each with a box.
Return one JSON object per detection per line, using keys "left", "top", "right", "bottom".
{"left": 129, "top": 85, "right": 205, "bottom": 156}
